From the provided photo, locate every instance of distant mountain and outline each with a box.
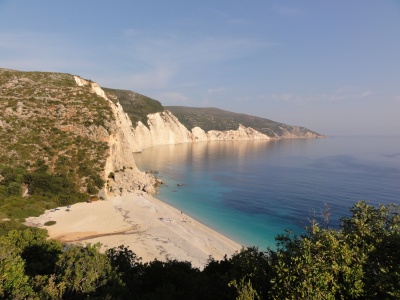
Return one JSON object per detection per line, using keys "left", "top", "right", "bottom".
{"left": 166, "top": 106, "right": 322, "bottom": 138}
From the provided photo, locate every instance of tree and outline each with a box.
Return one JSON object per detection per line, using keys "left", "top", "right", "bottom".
{"left": 270, "top": 228, "right": 364, "bottom": 299}
{"left": 228, "top": 247, "right": 272, "bottom": 298}
{"left": 201, "top": 247, "right": 271, "bottom": 300}
{"left": 0, "top": 236, "right": 37, "bottom": 299}
{"left": 229, "top": 277, "right": 260, "bottom": 300}
{"left": 341, "top": 202, "right": 400, "bottom": 298}
{"left": 0, "top": 228, "right": 63, "bottom": 299}
{"left": 106, "top": 245, "right": 143, "bottom": 296}
{"left": 139, "top": 260, "right": 200, "bottom": 299}
{"left": 54, "top": 243, "right": 123, "bottom": 298}
{"left": 7, "top": 182, "right": 21, "bottom": 196}
{"left": 198, "top": 256, "right": 233, "bottom": 300}
{"left": 269, "top": 202, "right": 400, "bottom": 299}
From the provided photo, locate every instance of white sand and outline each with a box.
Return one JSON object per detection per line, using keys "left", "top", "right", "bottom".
{"left": 25, "top": 192, "right": 242, "bottom": 269}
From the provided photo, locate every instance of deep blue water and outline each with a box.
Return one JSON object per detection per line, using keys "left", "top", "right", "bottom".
{"left": 133, "top": 137, "right": 400, "bottom": 249}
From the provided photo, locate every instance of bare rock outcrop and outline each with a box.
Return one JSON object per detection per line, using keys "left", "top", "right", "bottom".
{"left": 192, "top": 124, "right": 269, "bottom": 141}
{"left": 131, "top": 113, "right": 270, "bottom": 151}
{"left": 132, "top": 111, "right": 193, "bottom": 151}
{"left": 74, "top": 76, "right": 157, "bottom": 197}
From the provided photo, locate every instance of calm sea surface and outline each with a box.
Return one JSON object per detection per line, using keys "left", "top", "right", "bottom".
{"left": 133, "top": 136, "right": 400, "bottom": 249}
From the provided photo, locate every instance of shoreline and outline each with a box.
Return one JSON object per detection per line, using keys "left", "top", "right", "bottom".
{"left": 25, "top": 191, "right": 242, "bottom": 269}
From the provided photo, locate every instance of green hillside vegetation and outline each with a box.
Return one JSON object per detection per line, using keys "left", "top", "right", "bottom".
{"left": 0, "top": 69, "right": 112, "bottom": 229}
{"left": 166, "top": 106, "right": 321, "bottom": 138}
{"left": 0, "top": 69, "right": 110, "bottom": 193}
{"left": 104, "top": 88, "right": 164, "bottom": 127}
{"left": 0, "top": 202, "right": 398, "bottom": 299}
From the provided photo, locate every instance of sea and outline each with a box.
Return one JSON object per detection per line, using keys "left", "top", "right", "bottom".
{"left": 133, "top": 136, "right": 400, "bottom": 249}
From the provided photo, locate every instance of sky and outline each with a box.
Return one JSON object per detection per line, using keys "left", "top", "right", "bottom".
{"left": 1, "top": 1, "right": 399, "bottom": 136}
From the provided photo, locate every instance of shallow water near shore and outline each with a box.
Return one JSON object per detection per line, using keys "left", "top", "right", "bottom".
{"left": 133, "top": 136, "right": 400, "bottom": 249}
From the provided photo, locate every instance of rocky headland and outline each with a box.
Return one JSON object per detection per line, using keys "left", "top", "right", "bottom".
{"left": 0, "top": 68, "right": 323, "bottom": 198}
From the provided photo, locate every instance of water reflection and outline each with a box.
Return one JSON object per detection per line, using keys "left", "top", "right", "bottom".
{"left": 132, "top": 137, "right": 400, "bottom": 248}
{"left": 133, "top": 139, "right": 307, "bottom": 173}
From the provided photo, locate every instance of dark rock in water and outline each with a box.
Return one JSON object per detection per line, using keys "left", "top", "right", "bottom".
{"left": 154, "top": 178, "right": 164, "bottom": 187}
{"left": 145, "top": 169, "right": 159, "bottom": 174}
{"left": 177, "top": 183, "right": 185, "bottom": 187}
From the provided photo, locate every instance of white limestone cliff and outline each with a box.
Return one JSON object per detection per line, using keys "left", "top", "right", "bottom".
{"left": 132, "top": 111, "right": 193, "bottom": 151}
{"left": 131, "top": 112, "right": 270, "bottom": 151}
{"left": 191, "top": 124, "right": 269, "bottom": 142}
{"left": 74, "top": 76, "right": 158, "bottom": 196}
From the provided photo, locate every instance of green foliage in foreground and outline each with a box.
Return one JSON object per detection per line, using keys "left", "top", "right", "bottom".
{"left": 269, "top": 201, "right": 400, "bottom": 300}
{"left": 0, "top": 202, "right": 399, "bottom": 299}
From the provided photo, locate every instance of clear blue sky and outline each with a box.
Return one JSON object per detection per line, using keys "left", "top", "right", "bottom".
{"left": 1, "top": 1, "right": 399, "bottom": 136}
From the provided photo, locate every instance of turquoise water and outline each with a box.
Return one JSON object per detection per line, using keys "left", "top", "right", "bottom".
{"left": 133, "top": 137, "right": 400, "bottom": 249}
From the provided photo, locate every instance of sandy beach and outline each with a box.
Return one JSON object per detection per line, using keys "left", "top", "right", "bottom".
{"left": 25, "top": 192, "right": 242, "bottom": 269}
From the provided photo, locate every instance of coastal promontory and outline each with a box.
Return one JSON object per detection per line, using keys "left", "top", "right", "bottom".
{"left": 0, "top": 68, "right": 323, "bottom": 199}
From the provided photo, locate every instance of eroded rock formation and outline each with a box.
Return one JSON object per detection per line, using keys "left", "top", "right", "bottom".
{"left": 74, "top": 76, "right": 159, "bottom": 197}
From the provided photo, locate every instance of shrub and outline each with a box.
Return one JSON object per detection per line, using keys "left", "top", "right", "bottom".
{"left": 44, "top": 221, "right": 56, "bottom": 226}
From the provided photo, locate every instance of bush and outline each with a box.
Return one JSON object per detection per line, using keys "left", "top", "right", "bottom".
{"left": 7, "top": 182, "right": 21, "bottom": 196}
{"left": 90, "top": 174, "right": 105, "bottom": 189}
{"left": 44, "top": 221, "right": 56, "bottom": 226}
{"left": 0, "top": 219, "right": 29, "bottom": 236}
{"left": 87, "top": 183, "right": 99, "bottom": 195}
{"left": 269, "top": 202, "right": 400, "bottom": 299}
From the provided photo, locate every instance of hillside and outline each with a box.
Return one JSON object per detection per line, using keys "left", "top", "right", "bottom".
{"left": 166, "top": 106, "right": 322, "bottom": 138}
{"left": 0, "top": 69, "right": 111, "bottom": 195}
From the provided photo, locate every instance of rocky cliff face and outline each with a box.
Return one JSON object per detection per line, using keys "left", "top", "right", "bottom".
{"left": 73, "top": 76, "right": 160, "bottom": 195}
{"left": 130, "top": 112, "right": 270, "bottom": 151}
{"left": 132, "top": 111, "right": 193, "bottom": 151}
{"left": 192, "top": 124, "right": 270, "bottom": 142}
